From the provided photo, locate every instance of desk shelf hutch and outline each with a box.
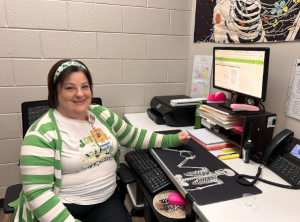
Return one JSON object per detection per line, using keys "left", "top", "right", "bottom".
{"left": 200, "top": 102, "right": 276, "bottom": 162}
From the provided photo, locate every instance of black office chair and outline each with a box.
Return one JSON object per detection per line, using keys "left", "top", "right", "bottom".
{"left": 3, "top": 98, "right": 135, "bottom": 221}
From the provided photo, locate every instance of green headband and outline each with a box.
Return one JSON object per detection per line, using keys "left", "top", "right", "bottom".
{"left": 54, "top": 61, "right": 87, "bottom": 82}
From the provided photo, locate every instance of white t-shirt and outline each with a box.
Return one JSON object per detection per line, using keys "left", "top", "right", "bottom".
{"left": 54, "top": 109, "right": 118, "bottom": 205}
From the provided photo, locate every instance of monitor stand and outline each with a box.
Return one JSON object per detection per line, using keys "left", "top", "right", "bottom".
{"left": 218, "top": 100, "right": 233, "bottom": 110}
{"left": 218, "top": 93, "right": 247, "bottom": 110}
{"left": 218, "top": 97, "right": 260, "bottom": 115}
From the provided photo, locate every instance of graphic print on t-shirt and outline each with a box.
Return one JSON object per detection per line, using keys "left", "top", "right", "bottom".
{"left": 83, "top": 143, "right": 113, "bottom": 166}
{"left": 75, "top": 132, "right": 114, "bottom": 172}
{"left": 54, "top": 109, "right": 118, "bottom": 174}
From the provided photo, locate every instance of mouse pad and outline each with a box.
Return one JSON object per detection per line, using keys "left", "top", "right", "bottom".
{"left": 153, "top": 130, "right": 262, "bottom": 206}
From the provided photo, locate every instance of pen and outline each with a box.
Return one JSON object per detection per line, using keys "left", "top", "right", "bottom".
{"left": 217, "top": 152, "right": 238, "bottom": 157}
{"left": 219, "top": 154, "right": 239, "bottom": 160}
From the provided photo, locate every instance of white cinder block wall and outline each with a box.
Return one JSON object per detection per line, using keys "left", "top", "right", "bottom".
{"left": 0, "top": 0, "right": 193, "bottom": 199}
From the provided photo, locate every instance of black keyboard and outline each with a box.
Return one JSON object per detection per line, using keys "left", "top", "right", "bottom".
{"left": 125, "top": 149, "right": 171, "bottom": 194}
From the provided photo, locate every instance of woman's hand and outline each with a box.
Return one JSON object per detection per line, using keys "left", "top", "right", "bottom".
{"left": 178, "top": 131, "right": 190, "bottom": 145}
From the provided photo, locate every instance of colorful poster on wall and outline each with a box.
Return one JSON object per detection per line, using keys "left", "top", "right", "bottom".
{"left": 285, "top": 58, "right": 300, "bottom": 120}
{"left": 191, "top": 55, "right": 213, "bottom": 98}
{"left": 194, "top": 0, "right": 300, "bottom": 43}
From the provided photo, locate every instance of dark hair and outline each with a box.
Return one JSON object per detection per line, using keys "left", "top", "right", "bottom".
{"left": 47, "top": 59, "right": 93, "bottom": 108}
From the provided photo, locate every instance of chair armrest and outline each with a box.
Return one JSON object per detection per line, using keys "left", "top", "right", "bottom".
{"left": 117, "top": 163, "right": 135, "bottom": 184}
{"left": 4, "top": 184, "right": 22, "bottom": 214}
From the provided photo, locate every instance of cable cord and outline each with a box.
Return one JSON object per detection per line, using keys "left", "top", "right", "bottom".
{"left": 235, "top": 165, "right": 300, "bottom": 189}
{"left": 257, "top": 101, "right": 265, "bottom": 113}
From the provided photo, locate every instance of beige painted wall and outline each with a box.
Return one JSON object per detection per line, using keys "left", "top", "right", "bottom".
{"left": 0, "top": 0, "right": 193, "bottom": 198}
{"left": 187, "top": 0, "right": 300, "bottom": 140}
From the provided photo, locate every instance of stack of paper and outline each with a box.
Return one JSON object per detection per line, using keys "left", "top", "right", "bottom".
{"left": 199, "top": 105, "right": 244, "bottom": 129}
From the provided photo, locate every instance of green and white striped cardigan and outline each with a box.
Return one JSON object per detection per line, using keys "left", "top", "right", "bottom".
{"left": 9, "top": 105, "right": 181, "bottom": 222}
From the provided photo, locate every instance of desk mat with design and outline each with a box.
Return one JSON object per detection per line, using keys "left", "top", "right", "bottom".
{"left": 153, "top": 130, "right": 262, "bottom": 206}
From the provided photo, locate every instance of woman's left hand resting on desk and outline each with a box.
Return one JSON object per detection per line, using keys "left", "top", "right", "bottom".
{"left": 178, "top": 131, "right": 190, "bottom": 145}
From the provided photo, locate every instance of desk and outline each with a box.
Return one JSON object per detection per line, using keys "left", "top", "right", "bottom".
{"left": 124, "top": 112, "right": 300, "bottom": 222}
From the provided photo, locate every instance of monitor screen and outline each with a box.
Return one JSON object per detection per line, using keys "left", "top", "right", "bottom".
{"left": 213, "top": 47, "right": 270, "bottom": 102}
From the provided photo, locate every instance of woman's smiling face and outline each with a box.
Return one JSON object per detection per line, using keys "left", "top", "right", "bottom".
{"left": 56, "top": 71, "right": 92, "bottom": 120}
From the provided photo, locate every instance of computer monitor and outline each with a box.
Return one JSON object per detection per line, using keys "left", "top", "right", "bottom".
{"left": 213, "top": 47, "right": 270, "bottom": 108}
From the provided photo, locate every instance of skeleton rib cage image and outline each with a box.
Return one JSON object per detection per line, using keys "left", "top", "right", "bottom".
{"left": 175, "top": 168, "right": 235, "bottom": 191}
{"left": 194, "top": 0, "right": 300, "bottom": 43}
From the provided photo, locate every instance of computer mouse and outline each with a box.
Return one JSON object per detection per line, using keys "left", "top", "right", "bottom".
{"left": 168, "top": 193, "right": 185, "bottom": 205}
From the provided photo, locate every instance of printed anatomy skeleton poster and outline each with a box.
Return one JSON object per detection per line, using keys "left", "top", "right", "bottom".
{"left": 194, "top": 0, "right": 300, "bottom": 43}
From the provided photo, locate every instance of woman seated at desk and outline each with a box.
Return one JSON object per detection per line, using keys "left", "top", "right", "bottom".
{"left": 9, "top": 59, "right": 190, "bottom": 222}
